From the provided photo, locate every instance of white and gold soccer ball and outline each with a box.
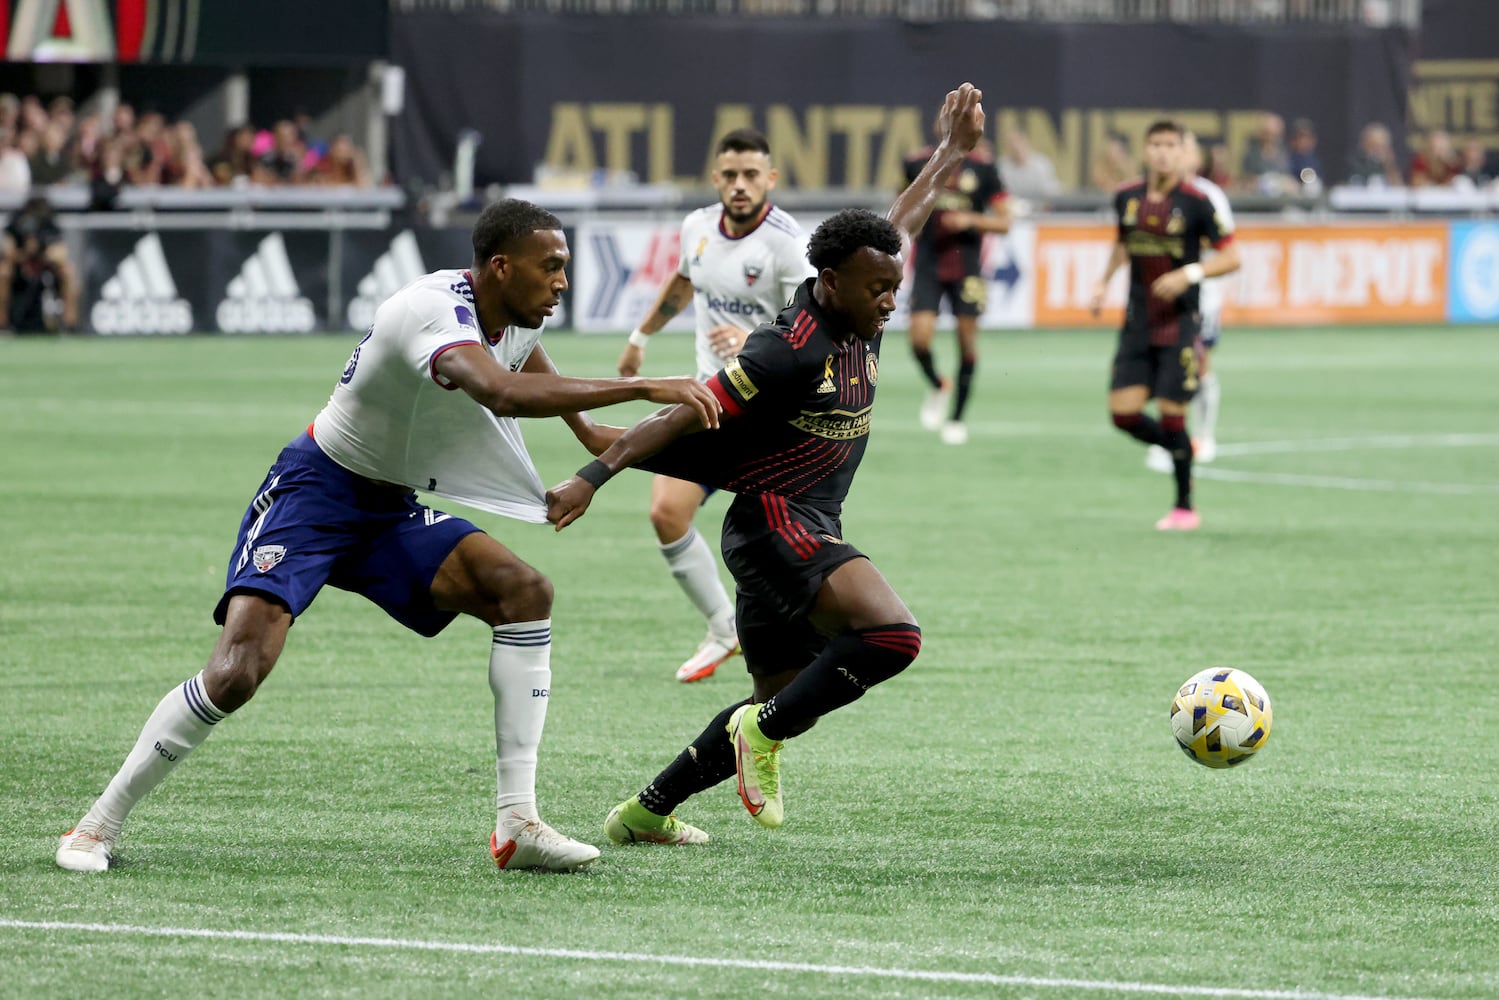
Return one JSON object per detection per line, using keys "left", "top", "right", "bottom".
{"left": 1171, "top": 667, "right": 1273, "bottom": 768}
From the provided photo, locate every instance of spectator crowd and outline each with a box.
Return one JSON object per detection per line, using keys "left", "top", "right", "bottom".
{"left": 0, "top": 93, "right": 377, "bottom": 205}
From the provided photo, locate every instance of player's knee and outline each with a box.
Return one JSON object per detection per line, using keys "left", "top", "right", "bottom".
{"left": 486, "top": 561, "right": 553, "bottom": 623}
{"left": 1111, "top": 411, "right": 1142, "bottom": 430}
{"left": 648, "top": 499, "right": 692, "bottom": 542}
{"left": 203, "top": 640, "right": 274, "bottom": 712}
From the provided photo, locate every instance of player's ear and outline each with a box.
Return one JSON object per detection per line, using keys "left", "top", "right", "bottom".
{"left": 766, "top": 167, "right": 779, "bottom": 190}
{"left": 489, "top": 253, "right": 507, "bottom": 279}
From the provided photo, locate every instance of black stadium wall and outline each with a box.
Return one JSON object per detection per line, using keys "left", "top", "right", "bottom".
{"left": 390, "top": 13, "right": 1415, "bottom": 191}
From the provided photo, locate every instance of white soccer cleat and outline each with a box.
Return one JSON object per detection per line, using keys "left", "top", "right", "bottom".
{"left": 1195, "top": 438, "right": 1217, "bottom": 463}
{"left": 1145, "top": 444, "right": 1173, "bottom": 473}
{"left": 56, "top": 824, "right": 116, "bottom": 873}
{"left": 919, "top": 381, "right": 952, "bottom": 431}
{"left": 491, "top": 813, "right": 600, "bottom": 872}
{"left": 939, "top": 420, "right": 969, "bottom": 445}
{"left": 675, "top": 632, "right": 740, "bottom": 683}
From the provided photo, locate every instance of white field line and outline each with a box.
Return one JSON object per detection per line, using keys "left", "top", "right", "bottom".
{"left": 0, "top": 918, "right": 1442, "bottom": 1000}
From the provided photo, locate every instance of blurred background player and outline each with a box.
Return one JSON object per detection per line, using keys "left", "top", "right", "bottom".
{"left": 618, "top": 129, "right": 814, "bottom": 683}
{"left": 0, "top": 194, "right": 78, "bottom": 332}
{"left": 1089, "top": 120, "right": 1240, "bottom": 531}
{"left": 1147, "top": 131, "right": 1235, "bottom": 472}
{"left": 901, "top": 113, "right": 1010, "bottom": 445}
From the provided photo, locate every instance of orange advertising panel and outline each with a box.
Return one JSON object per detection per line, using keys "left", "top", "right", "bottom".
{"left": 1033, "top": 221, "right": 1449, "bottom": 327}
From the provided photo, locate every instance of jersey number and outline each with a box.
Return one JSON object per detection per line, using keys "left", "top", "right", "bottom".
{"left": 1180, "top": 347, "right": 1200, "bottom": 393}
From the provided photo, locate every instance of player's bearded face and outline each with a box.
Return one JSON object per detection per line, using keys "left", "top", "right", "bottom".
{"left": 713, "top": 150, "right": 776, "bottom": 225}
{"left": 828, "top": 248, "right": 901, "bottom": 341}
{"left": 498, "top": 229, "right": 570, "bottom": 329}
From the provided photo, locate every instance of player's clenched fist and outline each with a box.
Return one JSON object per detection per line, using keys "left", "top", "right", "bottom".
{"left": 545, "top": 478, "right": 595, "bottom": 531}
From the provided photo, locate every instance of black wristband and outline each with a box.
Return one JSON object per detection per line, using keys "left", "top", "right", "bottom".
{"left": 576, "top": 459, "right": 613, "bottom": 489}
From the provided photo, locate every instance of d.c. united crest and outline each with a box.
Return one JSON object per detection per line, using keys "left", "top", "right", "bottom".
{"left": 744, "top": 263, "right": 763, "bottom": 287}
{"left": 252, "top": 545, "right": 286, "bottom": 573}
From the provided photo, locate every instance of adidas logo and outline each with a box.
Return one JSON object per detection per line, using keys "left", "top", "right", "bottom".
{"left": 90, "top": 232, "right": 193, "bottom": 335}
{"left": 347, "top": 230, "right": 425, "bottom": 330}
{"left": 216, "top": 232, "right": 316, "bottom": 333}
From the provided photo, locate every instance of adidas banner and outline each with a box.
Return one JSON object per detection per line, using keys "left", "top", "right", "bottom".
{"left": 79, "top": 226, "right": 576, "bottom": 335}
{"left": 84, "top": 229, "right": 331, "bottom": 335}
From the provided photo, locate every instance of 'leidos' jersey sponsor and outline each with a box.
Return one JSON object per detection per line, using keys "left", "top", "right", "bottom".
{"left": 642, "top": 278, "right": 876, "bottom": 515}
{"left": 312, "top": 269, "right": 549, "bottom": 523}
{"left": 677, "top": 204, "right": 814, "bottom": 379}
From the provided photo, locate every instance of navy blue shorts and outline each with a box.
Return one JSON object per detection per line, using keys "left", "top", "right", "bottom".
{"left": 214, "top": 433, "right": 483, "bottom": 637}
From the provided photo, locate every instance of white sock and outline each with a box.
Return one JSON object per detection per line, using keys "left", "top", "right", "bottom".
{"left": 1194, "top": 371, "right": 1221, "bottom": 441}
{"left": 81, "top": 671, "right": 228, "bottom": 833}
{"left": 660, "top": 527, "right": 735, "bottom": 638}
{"left": 491, "top": 620, "right": 552, "bottom": 825}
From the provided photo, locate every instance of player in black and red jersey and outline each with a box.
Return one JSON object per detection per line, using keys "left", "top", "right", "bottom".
{"left": 545, "top": 84, "right": 987, "bottom": 846}
{"left": 1089, "top": 119, "right": 1240, "bottom": 531}
{"left": 902, "top": 120, "right": 1010, "bottom": 445}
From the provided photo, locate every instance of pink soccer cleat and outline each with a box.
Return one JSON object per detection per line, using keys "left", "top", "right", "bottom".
{"left": 1154, "top": 507, "right": 1202, "bottom": 532}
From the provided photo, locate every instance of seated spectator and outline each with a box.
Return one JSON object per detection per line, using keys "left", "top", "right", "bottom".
{"left": 29, "top": 120, "right": 73, "bottom": 185}
{"left": 160, "top": 121, "right": 215, "bottom": 189}
{"left": 1204, "top": 141, "right": 1233, "bottom": 189}
{"left": 0, "top": 127, "right": 33, "bottom": 194}
{"left": 127, "top": 109, "right": 171, "bottom": 186}
{"left": 311, "top": 133, "right": 373, "bottom": 187}
{"left": 1410, "top": 130, "right": 1462, "bottom": 187}
{"left": 1345, "top": 123, "right": 1404, "bottom": 186}
{"left": 1240, "top": 111, "right": 1293, "bottom": 194}
{"left": 89, "top": 136, "right": 128, "bottom": 209}
{"left": 998, "top": 128, "right": 1060, "bottom": 201}
{"left": 253, "top": 119, "right": 307, "bottom": 185}
{"left": 72, "top": 113, "right": 103, "bottom": 176}
{"left": 1287, "top": 118, "right": 1323, "bottom": 188}
{"left": 210, "top": 124, "right": 257, "bottom": 186}
{"left": 0, "top": 194, "right": 78, "bottom": 332}
{"left": 1090, "top": 132, "right": 1136, "bottom": 191}
{"left": 1455, "top": 139, "right": 1493, "bottom": 189}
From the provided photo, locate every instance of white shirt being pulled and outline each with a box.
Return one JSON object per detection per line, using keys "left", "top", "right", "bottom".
{"left": 677, "top": 204, "right": 814, "bottom": 379}
{"left": 312, "top": 269, "right": 548, "bottom": 523}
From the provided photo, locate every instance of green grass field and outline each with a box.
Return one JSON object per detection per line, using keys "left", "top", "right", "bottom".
{"left": 2, "top": 326, "right": 1497, "bottom": 999}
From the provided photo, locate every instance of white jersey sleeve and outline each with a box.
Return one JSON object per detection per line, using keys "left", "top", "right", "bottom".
{"left": 311, "top": 269, "right": 549, "bottom": 523}
{"left": 1192, "top": 176, "right": 1235, "bottom": 320}
{"left": 677, "top": 205, "right": 816, "bottom": 380}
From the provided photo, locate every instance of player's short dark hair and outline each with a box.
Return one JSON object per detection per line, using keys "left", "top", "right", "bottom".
{"left": 716, "top": 128, "right": 771, "bottom": 157}
{"left": 471, "top": 199, "right": 562, "bottom": 262}
{"left": 1146, "top": 119, "right": 1186, "bottom": 140}
{"left": 806, "top": 209, "right": 903, "bottom": 272}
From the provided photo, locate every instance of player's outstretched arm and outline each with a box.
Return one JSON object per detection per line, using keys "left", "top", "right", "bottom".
{"left": 522, "top": 344, "right": 627, "bottom": 455}
{"left": 546, "top": 403, "right": 708, "bottom": 530}
{"left": 888, "top": 83, "right": 985, "bottom": 239}
{"left": 619, "top": 272, "right": 694, "bottom": 376}
{"left": 435, "top": 342, "right": 720, "bottom": 427}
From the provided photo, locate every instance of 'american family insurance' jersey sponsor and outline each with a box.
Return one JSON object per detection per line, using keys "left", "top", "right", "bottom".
{"left": 312, "top": 269, "right": 550, "bottom": 523}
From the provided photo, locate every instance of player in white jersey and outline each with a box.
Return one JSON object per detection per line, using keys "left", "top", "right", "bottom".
{"left": 1148, "top": 132, "right": 1234, "bottom": 472}
{"left": 55, "top": 200, "right": 720, "bottom": 875}
{"left": 617, "top": 128, "right": 814, "bottom": 683}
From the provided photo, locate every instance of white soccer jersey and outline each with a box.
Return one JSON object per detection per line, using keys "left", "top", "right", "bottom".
{"left": 677, "top": 204, "right": 814, "bottom": 379}
{"left": 312, "top": 269, "right": 549, "bottom": 523}
{"left": 1190, "top": 175, "right": 1235, "bottom": 320}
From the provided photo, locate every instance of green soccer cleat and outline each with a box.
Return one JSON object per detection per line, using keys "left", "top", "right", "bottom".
{"left": 727, "top": 704, "right": 784, "bottom": 828}
{"left": 604, "top": 796, "right": 709, "bottom": 845}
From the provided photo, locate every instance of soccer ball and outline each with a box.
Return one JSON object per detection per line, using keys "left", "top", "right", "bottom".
{"left": 1170, "top": 667, "right": 1273, "bottom": 768}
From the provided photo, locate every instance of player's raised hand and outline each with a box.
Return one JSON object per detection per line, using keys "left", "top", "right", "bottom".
{"left": 546, "top": 477, "right": 595, "bottom": 531}
{"left": 706, "top": 323, "right": 749, "bottom": 358}
{"left": 642, "top": 376, "right": 722, "bottom": 429}
{"left": 937, "top": 83, "right": 985, "bottom": 156}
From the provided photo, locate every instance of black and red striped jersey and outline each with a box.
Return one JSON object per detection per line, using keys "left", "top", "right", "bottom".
{"left": 641, "top": 278, "right": 877, "bottom": 515}
{"left": 1113, "top": 178, "right": 1234, "bottom": 340}
{"left": 903, "top": 150, "right": 1006, "bottom": 282}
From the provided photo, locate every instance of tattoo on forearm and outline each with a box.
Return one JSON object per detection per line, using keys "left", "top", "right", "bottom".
{"left": 657, "top": 301, "right": 679, "bottom": 319}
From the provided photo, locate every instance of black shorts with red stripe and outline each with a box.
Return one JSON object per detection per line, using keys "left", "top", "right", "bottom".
{"left": 720, "top": 491, "right": 867, "bottom": 676}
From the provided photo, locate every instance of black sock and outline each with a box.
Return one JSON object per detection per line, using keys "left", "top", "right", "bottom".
{"left": 1162, "top": 413, "right": 1193, "bottom": 509}
{"left": 756, "top": 625, "right": 922, "bottom": 742}
{"left": 637, "top": 698, "right": 750, "bottom": 816}
{"left": 952, "top": 355, "right": 977, "bottom": 421}
{"left": 912, "top": 347, "right": 942, "bottom": 389}
{"left": 1111, "top": 411, "right": 1166, "bottom": 446}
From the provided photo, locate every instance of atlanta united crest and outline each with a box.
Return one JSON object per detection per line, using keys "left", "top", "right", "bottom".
{"left": 865, "top": 352, "right": 879, "bottom": 386}
{"left": 252, "top": 544, "right": 286, "bottom": 573}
